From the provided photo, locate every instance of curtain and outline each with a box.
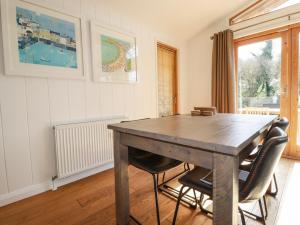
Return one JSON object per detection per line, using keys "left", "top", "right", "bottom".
{"left": 211, "top": 29, "right": 236, "bottom": 113}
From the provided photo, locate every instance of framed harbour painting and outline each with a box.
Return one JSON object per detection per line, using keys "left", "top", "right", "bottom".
{"left": 0, "top": 0, "right": 85, "bottom": 79}
{"left": 90, "top": 21, "right": 138, "bottom": 83}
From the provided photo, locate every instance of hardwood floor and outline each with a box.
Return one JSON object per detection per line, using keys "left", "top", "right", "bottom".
{"left": 0, "top": 158, "right": 298, "bottom": 225}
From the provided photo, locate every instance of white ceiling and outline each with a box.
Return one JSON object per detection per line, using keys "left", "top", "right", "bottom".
{"left": 102, "top": 0, "right": 253, "bottom": 40}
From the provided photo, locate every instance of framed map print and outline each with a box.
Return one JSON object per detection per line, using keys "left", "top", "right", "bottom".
{"left": 90, "top": 21, "right": 138, "bottom": 83}
{"left": 0, "top": 0, "right": 85, "bottom": 79}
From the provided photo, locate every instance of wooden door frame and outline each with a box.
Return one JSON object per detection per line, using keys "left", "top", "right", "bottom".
{"left": 234, "top": 28, "right": 291, "bottom": 156}
{"left": 156, "top": 42, "right": 178, "bottom": 115}
{"left": 289, "top": 26, "right": 300, "bottom": 158}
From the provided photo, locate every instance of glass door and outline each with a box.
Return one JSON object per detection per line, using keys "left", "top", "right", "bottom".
{"left": 235, "top": 31, "right": 290, "bottom": 154}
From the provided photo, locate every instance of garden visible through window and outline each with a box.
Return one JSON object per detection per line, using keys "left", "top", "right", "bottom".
{"left": 237, "top": 38, "right": 281, "bottom": 115}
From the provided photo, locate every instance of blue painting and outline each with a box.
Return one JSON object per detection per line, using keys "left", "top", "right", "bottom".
{"left": 16, "top": 7, "right": 77, "bottom": 68}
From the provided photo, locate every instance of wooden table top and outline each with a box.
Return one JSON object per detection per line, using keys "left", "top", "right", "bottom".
{"left": 108, "top": 114, "right": 277, "bottom": 156}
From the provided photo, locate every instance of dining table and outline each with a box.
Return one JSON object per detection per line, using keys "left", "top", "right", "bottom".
{"left": 108, "top": 113, "right": 277, "bottom": 225}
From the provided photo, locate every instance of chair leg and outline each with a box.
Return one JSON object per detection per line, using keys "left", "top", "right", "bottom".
{"left": 172, "top": 185, "right": 184, "bottom": 225}
{"left": 184, "top": 163, "right": 191, "bottom": 171}
{"left": 273, "top": 173, "right": 279, "bottom": 195}
{"left": 258, "top": 199, "right": 266, "bottom": 225}
{"left": 152, "top": 174, "right": 161, "bottom": 225}
{"left": 162, "top": 172, "right": 166, "bottom": 183}
{"left": 199, "top": 193, "right": 205, "bottom": 211}
{"left": 198, "top": 193, "right": 212, "bottom": 215}
{"left": 238, "top": 206, "right": 246, "bottom": 225}
{"left": 263, "top": 195, "right": 268, "bottom": 219}
{"left": 172, "top": 186, "right": 190, "bottom": 225}
{"left": 130, "top": 215, "right": 142, "bottom": 225}
{"left": 193, "top": 189, "right": 198, "bottom": 208}
{"left": 268, "top": 173, "right": 279, "bottom": 197}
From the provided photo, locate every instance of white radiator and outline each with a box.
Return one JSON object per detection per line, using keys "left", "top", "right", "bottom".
{"left": 54, "top": 116, "right": 125, "bottom": 179}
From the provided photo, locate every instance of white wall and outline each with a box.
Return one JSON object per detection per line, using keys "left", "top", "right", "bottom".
{"left": 185, "top": 20, "right": 228, "bottom": 110}
{"left": 0, "top": 0, "right": 188, "bottom": 205}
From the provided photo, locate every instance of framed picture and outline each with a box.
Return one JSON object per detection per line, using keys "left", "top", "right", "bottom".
{"left": 90, "top": 21, "right": 138, "bottom": 83}
{"left": 0, "top": 0, "right": 85, "bottom": 79}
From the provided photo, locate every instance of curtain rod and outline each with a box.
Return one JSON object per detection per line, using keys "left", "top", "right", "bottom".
{"left": 210, "top": 11, "right": 299, "bottom": 40}
{"left": 210, "top": 30, "right": 236, "bottom": 40}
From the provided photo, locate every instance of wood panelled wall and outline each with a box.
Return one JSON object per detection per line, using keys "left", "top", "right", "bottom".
{"left": 0, "top": 0, "right": 187, "bottom": 203}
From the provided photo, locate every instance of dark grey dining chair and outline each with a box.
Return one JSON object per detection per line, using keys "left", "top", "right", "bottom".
{"left": 172, "top": 127, "right": 288, "bottom": 225}
{"left": 241, "top": 117, "right": 289, "bottom": 196}
{"left": 121, "top": 118, "right": 192, "bottom": 225}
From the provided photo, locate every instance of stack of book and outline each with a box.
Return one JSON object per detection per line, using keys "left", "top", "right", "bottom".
{"left": 191, "top": 107, "right": 217, "bottom": 116}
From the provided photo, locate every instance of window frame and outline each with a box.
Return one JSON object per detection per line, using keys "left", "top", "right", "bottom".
{"left": 229, "top": 0, "right": 300, "bottom": 26}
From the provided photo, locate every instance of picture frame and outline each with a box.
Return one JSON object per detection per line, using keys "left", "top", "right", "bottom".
{"left": 0, "top": 0, "right": 85, "bottom": 79}
{"left": 90, "top": 21, "right": 138, "bottom": 83}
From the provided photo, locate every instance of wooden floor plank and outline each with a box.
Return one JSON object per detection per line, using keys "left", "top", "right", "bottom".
{"left": 0, "top": 158, "right": 296, "bottom": 225}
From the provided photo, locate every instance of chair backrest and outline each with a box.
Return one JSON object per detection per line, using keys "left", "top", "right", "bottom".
{"left": 259, "top": 117, "right": 289, "bottom": 145}
{"left": 261, "top": 117, "right": 289, "bottom": 145}
{"left": 240, "top": 127, "right": 288, "bottom": 202}
{"left": 267, "top": 117, "right": 289, "bottom": 135}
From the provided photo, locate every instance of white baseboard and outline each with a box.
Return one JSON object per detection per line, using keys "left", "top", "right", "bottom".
{"left": 0, "top": 182, "right": 51, "bottom": 207}
{"left": 51, "top": 161, "right": 114, "bottom": 190}
{"left": 0, "top": 162, "right": 114, "bottom": 207}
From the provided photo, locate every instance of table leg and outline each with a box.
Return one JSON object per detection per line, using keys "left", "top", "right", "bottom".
{"left": 213, "top": 153, "right": 239, "bottom": 225}
{"left": 113, "top": 131, "right": 129, "bottom": 225}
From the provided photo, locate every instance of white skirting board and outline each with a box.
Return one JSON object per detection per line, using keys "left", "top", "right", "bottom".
{"left": 0, "top": 181, "right": 51, "bottom": 207}
{"left": 0, "top": 162, "right": 114, "bottom": 207}
{"left": 51, "top": 161, "right": 113, "bottom": 190}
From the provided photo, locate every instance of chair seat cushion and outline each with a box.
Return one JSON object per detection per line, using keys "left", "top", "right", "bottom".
{"left": 128, "top": 147, "right": 182, "bottom": 174}
{"left": 178, "top": 167, "right": 248, "bottom": 197}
